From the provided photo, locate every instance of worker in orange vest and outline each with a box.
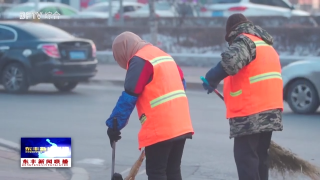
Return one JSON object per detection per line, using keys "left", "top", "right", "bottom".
{"left": 106, "top": 31, "right": 194, "bottom": 180}
{"left": 202, "top": 14, "right": 283, "bottom": 180}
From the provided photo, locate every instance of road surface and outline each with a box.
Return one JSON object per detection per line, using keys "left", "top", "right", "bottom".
{"left": 0, "top": 84, "right": 319, "bottom": 180}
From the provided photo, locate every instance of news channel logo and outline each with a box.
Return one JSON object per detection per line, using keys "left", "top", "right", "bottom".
{"left": 20, "top": 11, "right": 60, "bottom": 20}
{"left": 20, "top": 137, "right": 71, "bottom": 167}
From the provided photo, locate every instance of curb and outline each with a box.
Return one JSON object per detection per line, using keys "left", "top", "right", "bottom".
{"left": 81, "top": 79, "right": 224, "bottom": 91}
{"left": 0, "top": 138, "right": 20, "bottom": 152}
{"left": 0, "top": 138, "right": 90, "bottom": 180}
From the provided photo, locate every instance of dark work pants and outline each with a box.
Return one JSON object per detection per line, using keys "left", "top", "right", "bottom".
{"left": 234, "top": 132, "right": 273, "bottom": 180}
{"left": 145, "top": 138, "right": 186, "bottom": 180}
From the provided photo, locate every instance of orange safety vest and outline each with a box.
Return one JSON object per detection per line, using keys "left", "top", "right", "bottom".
{"left": 223, "top": 33, "right": 283, "bottom": 119}
{"left": 127, "top": 45, "right": 194, "bottom": 149}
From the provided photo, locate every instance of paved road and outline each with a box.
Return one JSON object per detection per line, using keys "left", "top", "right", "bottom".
{"left": 0, "top": 84, "right": 319, "bottom": 180}
{"left": 0, "top": 146, "right": 69, "bottom": 180}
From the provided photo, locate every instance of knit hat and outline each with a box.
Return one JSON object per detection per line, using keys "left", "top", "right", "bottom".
{"left": 225, "top": 13, "right": 249, "bottom": 42}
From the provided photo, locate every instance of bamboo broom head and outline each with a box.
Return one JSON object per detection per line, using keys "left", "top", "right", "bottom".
{"left": 269, "top": 141, "right": 320, "bottom": 180}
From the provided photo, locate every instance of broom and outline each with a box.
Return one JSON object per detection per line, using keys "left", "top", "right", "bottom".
{"left": 200, "top": 76, "right": 320, "bottom": 180}
{"left": 124, "top": 149, "right": 146, "bottom": 180}
{"left": 269, "top": 141, "right": 320, "bottom": 179}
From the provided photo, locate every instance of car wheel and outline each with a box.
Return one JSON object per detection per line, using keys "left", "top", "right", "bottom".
{"left": 53, "top": 82, "right": 78, "bottom": 92}
{"left": 286, "top": 79, "right": 320, "bottom": 114}
{"left": 1, "top": 63, "right": 29, "bottom": 94}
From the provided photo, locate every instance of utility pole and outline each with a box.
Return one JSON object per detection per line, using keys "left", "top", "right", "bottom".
{"left": 119, "top": 0, "right": 124, "bottom": 26}
{"left": 108, "top": 0, "right": 113, "bottom": 26}
{"left": 148, "top": 0, "right": 158, "bottom": 45}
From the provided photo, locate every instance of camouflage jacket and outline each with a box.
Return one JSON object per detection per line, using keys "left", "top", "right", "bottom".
{"left": 221, "top": 22, "right": 283, "bottom": 139}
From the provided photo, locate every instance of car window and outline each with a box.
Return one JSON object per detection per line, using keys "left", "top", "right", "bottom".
{"left": 123, "top": 6, "right": 135, "bottom": 13}
{"left": 4, "top": 5, "right": 34, "bottom": 12}
{"left": 40, "top": 6, "right": 59, "bottom": 14}
{"left": 250, "top": 0, "right": 291, "bottom": 8}
{"left": 59, "top": 7, "right": 77, "bottom": 15}
{"left": 83, "top": 5, "right": 109, "bottom": 12}
{"left": 250, "top": 0, "right": 266, "bottom": 5}
{"left": 19, "top": 23, "right": 73, "bottom": 39}
{"left": 267, "top": 0, "right": 291, "bottom": 8}
{"left": 0, "top": 28, "right": 15, "bottom": 41}
{"left": 135, "top": 5, "right": 142, "bottom": 10}
{"left": 139, "top": 2, "right": 171, "bottom": 11}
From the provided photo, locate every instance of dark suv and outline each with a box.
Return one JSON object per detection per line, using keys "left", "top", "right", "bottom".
{"left": 0, "top": 21, "right": 98, "bottom": 93}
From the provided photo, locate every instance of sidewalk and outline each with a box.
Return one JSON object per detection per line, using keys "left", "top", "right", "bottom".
{"left": 86, "top": 64, "right": 222, "bottom": 90}
{"left": 0, "top": 146, "right": 69, "bottom": 180}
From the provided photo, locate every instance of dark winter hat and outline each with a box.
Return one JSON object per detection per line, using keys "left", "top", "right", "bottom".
{"left": 225, "top": 13, "right": 249, "bottom": 42}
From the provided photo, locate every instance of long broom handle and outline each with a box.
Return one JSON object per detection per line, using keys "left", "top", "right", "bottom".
{"left": 111, "top": 141, "right": 116, "bottom": 179}
{"left": 200, "top": 76, "right": 224, "bottom": 100}
{"left": 111, "top": 118, "right": 118, "bottom": 179}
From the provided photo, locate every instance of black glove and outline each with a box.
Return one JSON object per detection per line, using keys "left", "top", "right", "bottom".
{"left": 202, "top": 82, "right": 214, "bottom": 94}
{"left": 107, "top": 118, "right": 122, "bottom": 148}
{"left": 112, "top": 173, "right": 123, "bottom": 180}
{"left": 107, "top": 127, "right": 121, "bottom": 147}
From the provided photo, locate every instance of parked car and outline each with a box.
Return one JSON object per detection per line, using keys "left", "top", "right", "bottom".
{"left": 123, "top": 1, "right": 198, "bottom": 18}
{"left": 199, "top": 0, "right": 310, "bottom": 17}
{"left": 0, "top": 3, "right": 13, "bottom": 14}
{"left": 80, "top": 0, "right": 141, "bottom": 9}
{"left": 2, "top": 2, "right": 79, "bottom": 19}
{"left": 282, "top": 59, "right": 320, "bottom": 114}
{"left": 74, "top": 1, "right": 144, "bottom": 19}
{"left": 0, "top": 21, "right": 98, "bottom": 93}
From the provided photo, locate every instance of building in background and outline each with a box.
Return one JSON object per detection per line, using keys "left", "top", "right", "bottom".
{"left": 289, "top": 0, "right": 319, "bottom": 12}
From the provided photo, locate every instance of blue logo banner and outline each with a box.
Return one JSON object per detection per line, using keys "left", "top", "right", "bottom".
{"left": 20, "top": 137, "right": 71, "bottom": 159}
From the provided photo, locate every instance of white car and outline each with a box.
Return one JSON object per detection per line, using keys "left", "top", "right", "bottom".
{"left": 199, "top": 0, "right": 310, "bottom": 17}
{"left": 2, "top": 2, "right": 78, "bottom": 19}
{"left": 123, "top": 1, "right": 181, "bottom": 18}
{"left": 74, "top": 1, "right": 144, "bottom": 19}
{"left": 282, "top": 59, "right": 320, "bottom": 114}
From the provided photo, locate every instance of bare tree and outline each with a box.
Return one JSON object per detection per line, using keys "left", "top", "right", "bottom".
{"left": 149, "top": 0, "right": 158, "bottom": 45}
{"left": 148, "top": 0, "right": 199, "bottom": 46}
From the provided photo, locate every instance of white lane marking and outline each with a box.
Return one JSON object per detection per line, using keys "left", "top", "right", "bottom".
{"left": 120, "top": 168, "right": 131, "bottom": 175}
{"left": 76, "top": 158, "right": 105, "bottom": 165}
{"left": 137, "top": 169, "right": 146, "bottom": 175}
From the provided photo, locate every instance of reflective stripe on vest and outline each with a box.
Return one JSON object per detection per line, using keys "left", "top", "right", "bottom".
{"left": 150, "top": 90, "right": 186, "bottom": 108}
{"left": 249, "top": 72, "right": 282, "bottom": 84}
{"left": 230, "top": 90, "right": 242, "bottom": 97}
{"left": 254, "top": 41, "right": 271, "bottom": 47}
{"left": 150, "top": 56, "right": 174, "bottom": 66}
{"left": 229, "top": 72, "right": 282, "bottom": 97}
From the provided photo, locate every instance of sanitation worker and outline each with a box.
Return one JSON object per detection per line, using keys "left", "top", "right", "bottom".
{"left": 106, "top": 31, "right": 194, "bottom": 180}
{"left": 202, "top": 14, "right": 283, "bottom": 180}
